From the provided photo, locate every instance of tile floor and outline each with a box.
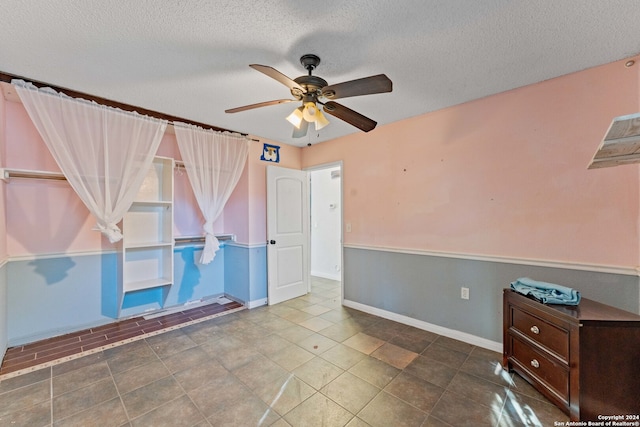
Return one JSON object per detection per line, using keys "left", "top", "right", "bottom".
{"left": 0, "top": 300, "right": 244, "bottom": 377}
{"left": 0, "top": 277, "right": 567, "bottom": 426}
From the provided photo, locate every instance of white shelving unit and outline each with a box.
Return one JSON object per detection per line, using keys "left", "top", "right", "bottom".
{"left": 118, "top": 156, "right": 174, "bottom": 315}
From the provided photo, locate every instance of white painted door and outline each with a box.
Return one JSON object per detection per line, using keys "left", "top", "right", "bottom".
{"left": 267, "top": 165, "right": 309, "bottom": 305}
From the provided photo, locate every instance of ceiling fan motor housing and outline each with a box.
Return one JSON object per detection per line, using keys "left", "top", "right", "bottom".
{"left": 290, "top": 54, "right": 328, "bottom": 101}
{"left": 292, "top": 75, "right": 327, "bottom": 100}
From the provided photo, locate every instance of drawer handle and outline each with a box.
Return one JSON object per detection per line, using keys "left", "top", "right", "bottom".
{"left": 530, "top": 359, "right": 540, "bottom": 369}
{"left": 530, "top": 325, "right": 540, "bottom": 334}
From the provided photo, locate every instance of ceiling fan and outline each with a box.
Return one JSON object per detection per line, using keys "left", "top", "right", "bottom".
{"left": 225, "top": 54, "right": 392, "bottom": 138}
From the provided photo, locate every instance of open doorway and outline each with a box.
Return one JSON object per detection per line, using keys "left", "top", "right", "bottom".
{"left": 308, "top": 163, "right": 343, "bottom": 300}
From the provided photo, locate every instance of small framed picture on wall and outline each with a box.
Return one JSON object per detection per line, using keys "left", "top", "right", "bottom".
{"left": 261, "top": 143, "right": 280, "bottom": 163}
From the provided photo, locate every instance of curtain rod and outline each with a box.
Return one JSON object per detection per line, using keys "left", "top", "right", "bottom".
{"left": 0, "top": 70, "right": 258, "bottom": 140}
{"left": 3, "top": 162, "right": 186, "bottom": 182}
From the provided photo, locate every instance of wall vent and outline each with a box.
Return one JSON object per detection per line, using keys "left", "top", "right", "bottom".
{"left": 589, "top": 112, "right": 640, "bottom": 169}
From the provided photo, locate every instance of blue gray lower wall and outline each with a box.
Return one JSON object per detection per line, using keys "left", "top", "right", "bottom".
{"left": 170, "top": 245, "right": 225, "bottom": 307}
{"left": 6, "top": 245, "right": 228, "bottom": 346}
{"left": 8, "top": 253, "right": 113, "bottom": 346}
{"left": 224, "top": 243, "right": 267, "bottom": 307}
{"left": 344, "top": 247, "right": 640, "bottom": 345}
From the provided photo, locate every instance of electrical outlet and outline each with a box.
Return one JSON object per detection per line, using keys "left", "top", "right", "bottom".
{"left": 345, "top": 222, "right": 352, "bottom": 232}
{"left": 461, "top": 287, "right": 470, "bottom": 300}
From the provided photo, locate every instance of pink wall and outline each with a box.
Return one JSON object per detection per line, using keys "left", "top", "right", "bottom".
{"left": 225, "top": 139, "right": 301, "bottom": 245}
{"left": 4, "top": 104, "right": 221, "bottom": 257}
{"left": 5, "top": 101, "right": 105, "bottom": 255}
{"left": 6, "top": 55, "right": 637, "bottom": 264}
{"left": 223, "top": 148, "right": 250, "bottom": 244}
{"left": 302, "top": 57, "right": 640, "bottom": 268}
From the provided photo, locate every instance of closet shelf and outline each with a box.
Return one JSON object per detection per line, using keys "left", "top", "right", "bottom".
{"left": 123, "top": 278, "right": 172, "bottom": 293}
{"left": 118, "top": 156, "right": 174, "bottom": 317}
{"left": 124, "top": 241, "right": 173, "bottom": 249}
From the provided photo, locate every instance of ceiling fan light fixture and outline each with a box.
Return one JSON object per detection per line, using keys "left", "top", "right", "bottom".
{"left": 314, "top": 109, "right": 330, "bottom": 130}
{"left": 302, "top": 102, "right": 318, "bottom": 122}
{"left": 286, "top": 107, "right": 304, "bottom": 128}
{"left": 301, "top": 101, "right": 329, "bottom": 130}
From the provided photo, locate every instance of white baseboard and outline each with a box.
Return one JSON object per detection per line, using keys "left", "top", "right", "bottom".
{"left": 248, "top": 298, "right": 267, "bottom": 309}
{"left": 342, "top": 299, "right": 502, "bottom": 353}
{"left": 310, "top": 271, "right": 341, "bottom": 281}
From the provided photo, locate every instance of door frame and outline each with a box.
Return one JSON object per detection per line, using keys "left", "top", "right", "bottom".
{"left": 305, "top": 161, "right": 344, "bottom": 302}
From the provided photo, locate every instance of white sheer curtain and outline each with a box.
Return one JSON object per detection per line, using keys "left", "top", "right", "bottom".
{"left": 13, "top": 79, "right": 167, "bottom": 243}
{"left": 174, "top": 123, "right": 249, "bottom": 264}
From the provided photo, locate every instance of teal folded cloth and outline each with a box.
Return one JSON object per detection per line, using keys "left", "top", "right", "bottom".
{"left": 510, "top": 277, "right": 581, "bottom": 305}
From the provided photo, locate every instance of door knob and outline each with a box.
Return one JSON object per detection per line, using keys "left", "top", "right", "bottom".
{"left": 269, "top": 240, "right": 276, "bottom": 244}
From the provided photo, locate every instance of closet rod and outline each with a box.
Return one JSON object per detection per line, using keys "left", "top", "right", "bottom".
{"left": 1, "top": 168, "right": 66, "bottom": 181}
{"left": 2, "top": 163, "right": 234, "bottom": 180}
{"left": 175, "top": 234, "right": 235, "bottom": 244}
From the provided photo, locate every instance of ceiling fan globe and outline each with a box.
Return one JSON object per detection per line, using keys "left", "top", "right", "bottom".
{"left": 286, "top": 107, "right": 304, "bottom": 128}
{"left": 302, "top": 102, "right": 318, "bottom": 122}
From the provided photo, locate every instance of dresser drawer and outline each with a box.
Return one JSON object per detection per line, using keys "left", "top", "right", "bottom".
{"left": 511, "top": 336, "right": 569, "bottom": 402}
{"left": 511, "top": 305, "right": 569, "bottom": 360}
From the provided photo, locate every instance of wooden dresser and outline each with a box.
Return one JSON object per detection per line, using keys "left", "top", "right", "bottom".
{"left": 503, "top": 289, "right": 640, "bottom": 421}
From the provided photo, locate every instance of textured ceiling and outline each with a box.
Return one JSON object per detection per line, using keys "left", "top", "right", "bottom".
{"left": 1, "top": 1, "right": 640, "bottom": 147}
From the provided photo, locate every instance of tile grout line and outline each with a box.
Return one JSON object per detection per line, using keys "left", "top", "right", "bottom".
{"left": 107, "top": 358, "right": 133, "bottom": 425}
{"left": 425, "top": 348, "right": 473, "bottom": 426}
{"left": 27, "top": 305, "right": 247, "bottom": 426}
{"left": 140, "top": 337, "right": 207, "bottom": 425}
{"left": 268, "top": 302, "right": 376, "bottom": 424}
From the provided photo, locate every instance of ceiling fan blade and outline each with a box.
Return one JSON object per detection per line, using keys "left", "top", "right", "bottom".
{"left": 323, "top": 101, "right": 377, "bottom": 132}
{"left": 225, "top": 99, "right": 296, "bottom": 113}
{"left": 250, "top": 64, "right": 305, "bottom": 92}
{"left": 322, "top": 74, "right": 392, "bottom": 100}
{"left": 292, "top": 118, "right": 309, "bottom": 138}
